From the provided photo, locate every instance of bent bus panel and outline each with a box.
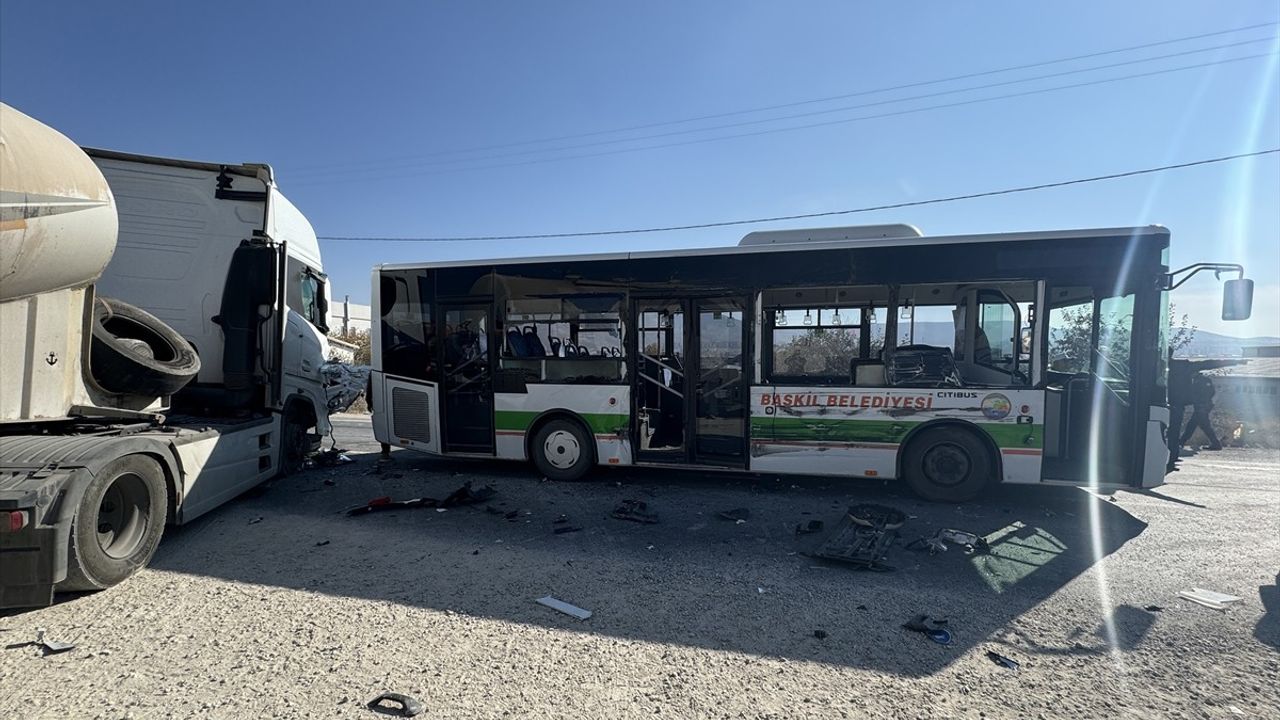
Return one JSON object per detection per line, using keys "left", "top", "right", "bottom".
{"left": 370, "top": 224, "right": 1208, "bottom": 499}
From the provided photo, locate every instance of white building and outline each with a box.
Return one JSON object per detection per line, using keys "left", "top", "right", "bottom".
{"left": 328, "top": 295, "right": 372, "bottom": 334}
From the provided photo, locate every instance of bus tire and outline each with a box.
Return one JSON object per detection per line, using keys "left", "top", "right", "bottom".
{"left": 60, "top": 454, "right": 168, "bottom": 592}
{"left": 531, "top": 418, "right": 596, "bottom": 481}
{"left": 901, "top": 426, "right": 994, "bottom": 503}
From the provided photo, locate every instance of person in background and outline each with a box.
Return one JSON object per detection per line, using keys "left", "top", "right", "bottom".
{"left": 1180, "top": 372, "right": 1223, "bottom": 451}
{"left": 1166, "top": 355, "right": 1191, "bottom": 471}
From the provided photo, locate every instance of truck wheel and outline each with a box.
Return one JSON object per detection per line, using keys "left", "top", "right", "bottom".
{"left": 532, "top": 418, "right": 596, "bottom": 481}
{"left": 901, "top": 426, "right": 995, "bottom": 503}
{"left": 60, "top": 455, "right": 168, "bottom": 592}
{"left": 281, "top": 407, "right": 310, "bottom": 476}
{"left": 91, "top": 297, "right": 201, "bottom": 397}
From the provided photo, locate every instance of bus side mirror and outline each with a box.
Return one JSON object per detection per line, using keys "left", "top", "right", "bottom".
{"left": 1222, "top": 278, "right": 1254, "bottom": 321}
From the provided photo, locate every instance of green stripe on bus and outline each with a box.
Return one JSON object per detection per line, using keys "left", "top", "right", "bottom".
{"left": 494, "top": 410, "right": 628, "bottom": 436}
{"left": 752, "top": 417, "right": 1042, "bottom": 449}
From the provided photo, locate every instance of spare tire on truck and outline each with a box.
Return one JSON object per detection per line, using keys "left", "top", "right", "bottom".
{"left": 90, "top": 297, "right": 201, "bottom": 397}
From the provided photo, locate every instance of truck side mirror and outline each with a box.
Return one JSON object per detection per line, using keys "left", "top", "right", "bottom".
{"left": 1222, "top": 278, "right": 1254, "bottom": 321}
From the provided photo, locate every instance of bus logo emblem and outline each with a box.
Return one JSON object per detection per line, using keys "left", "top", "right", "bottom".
{"left": 981, "top": 393, "right": 1012, "bottom": 421}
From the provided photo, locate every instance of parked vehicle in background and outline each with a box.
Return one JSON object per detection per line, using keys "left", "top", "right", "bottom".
{"left": 369, "top": 223, "right": 1252, "bottom": 501}
{"left": 0, "top": 103, "right": 330, "bottom": 609}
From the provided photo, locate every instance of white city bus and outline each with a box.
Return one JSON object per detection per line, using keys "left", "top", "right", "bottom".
{"left": 369, "top": 224, "right": 1252, "bottom": 501}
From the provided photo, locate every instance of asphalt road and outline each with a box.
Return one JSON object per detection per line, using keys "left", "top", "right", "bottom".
{"left": 2, "top": 414, "right": 1277, "bottom": 719}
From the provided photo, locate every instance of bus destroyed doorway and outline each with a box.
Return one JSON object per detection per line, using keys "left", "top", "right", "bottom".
{"left": 634, "top": 297, "right": 747, "bottom": 467}
{"left": 440, "top": 302, "right": 495, "bottom": 454}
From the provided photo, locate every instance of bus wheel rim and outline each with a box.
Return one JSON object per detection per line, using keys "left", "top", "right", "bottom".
{"left": 544, "top": 430, "right": 582, "bottom": 469}
{"left": 96, "top": 472, "right": 150, "bottom": 559}
{"left": 922, "top": 442, "right": 971, "bottom": 487}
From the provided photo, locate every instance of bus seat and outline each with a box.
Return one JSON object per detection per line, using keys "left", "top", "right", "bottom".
{"left": 507, "top": 329, "right": 530, "bottom": 357}
{"left": 523, "top": 326, "right": 547, "bottom": 357}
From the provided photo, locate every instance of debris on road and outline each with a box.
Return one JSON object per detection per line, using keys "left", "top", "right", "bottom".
{"left": 536, "top": 596, "right": 593, "bottom": 620}
{"left": 1178, "top": 588, "right": 1242, "bottom": 610}
{"left": 986, "top": 650, "right": 1019, "bottom": 670}
{"left": 814, "top": 504, "right": 905, "bottom": 570}
{"left": 795, "top": 520, "right": 824, "bottom": 535}
{"left": 553, "top": 514, "right": 569, "bottom": 524}
{"left": 5, "top": 628, "right": 75, "bottom": 656}
{"left": 366, "top": 691, "right": 423, "bottom": 717}
{"left": 312, "top": 447, "right": 354, "bottom": 467}
{"left": 346, "top": 483, "right": 496, "bottom": 516}
{"left": 907, "top": 527, "right": 989, "bottom": 555}
{"left": 813, "top": 629, "right": 828, "bottom": 639}
{"left": 315, "top": 540, "right": 330, "bottom": 547}
{"left": 1144, "top": 605, "right": 1164, "bottom": 612}
{"left": 553, "top": 525, "right": 583, "bottom": 535}
{"left": 248, "top": 517, "right": 263, "bottom": 525}
{"left": 717, "top": 508, "right": 750, "bottom": 522}
{"left": 612, "top": 499, "right": 658, "bottom": 524}
{"left": 902, "top": 615, "right": 952, "bottom": 645}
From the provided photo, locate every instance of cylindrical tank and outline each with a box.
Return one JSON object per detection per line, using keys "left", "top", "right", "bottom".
{"left": 0, "top": 102, "right": 117, "bottom": 302}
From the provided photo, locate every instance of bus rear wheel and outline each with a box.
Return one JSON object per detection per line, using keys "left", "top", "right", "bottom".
{"left": 902, "top": 426, "right": 995, "bottom": 503}
{"left": 532, "top": 418, "right": 596, "bottom": 481}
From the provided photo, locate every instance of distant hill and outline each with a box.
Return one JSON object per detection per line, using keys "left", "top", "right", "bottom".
{"left": 1179, "top": 330, "right": 1280, "bottom": 358}
{"left": 895, "top": 321, "right": 1277, "bottom": 359}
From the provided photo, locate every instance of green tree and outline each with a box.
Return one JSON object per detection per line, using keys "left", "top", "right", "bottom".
{"left": 329, "top": 328, "right": 372, "bottom": 365}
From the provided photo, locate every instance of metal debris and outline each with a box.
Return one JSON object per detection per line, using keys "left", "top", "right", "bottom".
{"left": 346, "top": 482, "right": 496, "bottom": 516}
{"left": 536, "top": 596, "right": 592, "bottom": 620}
{"left": 814, "top": 504, "right": 905, "bottom": 570}
{"left": 986, "top": 650, "right": 1019, "bottom": 670}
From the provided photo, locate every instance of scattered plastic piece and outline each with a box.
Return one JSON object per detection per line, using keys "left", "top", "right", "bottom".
{"left": 1178, "top": 588, "right": 1242, "bottom": 610}
{"left": 717, "top": 508, "right": 750, "bottom": 522}
{"left": 315, "top": 540, "right": 330, "bottom": 547}
{"left": 612, "top": 499, "right": 658, "bottom": 524}
{"left": 536, "top": 596, "right": 592, "bottom": 620}
{"left": 986, "top": 650, "right": 1019, "bottom": 670}
{"left": 1144, "top": 605, "right": 1164, "bottom": 612}
{"left": 813, "top": 629, "right": 828, "bottom": 639}
{"left": 366, "top": 691, "right": 423, "bottom": 717}
{"left": 902, "top": 614, "right": 952, "bottom": 645}
{"left": 553, "top": 526, "right": 583, "bottom": 535}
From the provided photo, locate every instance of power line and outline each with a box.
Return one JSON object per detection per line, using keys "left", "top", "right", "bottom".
{"left": 295, "top": 51, "right": 1278, "bottom": 186}
{"left": 293, "top": 36, "right": 1276, "bottom": 180}
{"left": 317, "top": 148, "right": 1279, "bottom": 243}
{"left": 291, "top": 20, "right": 1277, "bottom": 175}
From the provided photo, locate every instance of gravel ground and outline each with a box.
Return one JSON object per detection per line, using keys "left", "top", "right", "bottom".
{"left": 2, "top": 414, "right": 1277, "bottom": 719}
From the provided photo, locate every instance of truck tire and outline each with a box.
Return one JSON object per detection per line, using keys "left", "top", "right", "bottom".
{"left": 281, "top": 405, "right": 311, "bottom": 476}
{"left": 901, "top": 426, "right": 995, "bottom": 503}
{"left": 91, "top": 297, "right": 201, "bottom": 397}
{"left": 60, "top": 454, "right": 168, "bottom": 592}
{"left": 531, "top": 418, "right": 596, "bottom": 481}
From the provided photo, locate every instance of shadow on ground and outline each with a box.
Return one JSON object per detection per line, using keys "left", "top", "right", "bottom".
{"left": 131, "top": 439, "right": 1149, "bottom": 677}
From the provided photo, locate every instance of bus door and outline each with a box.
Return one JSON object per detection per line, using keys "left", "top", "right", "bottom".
{"left": 440, "top": 303, "right": 495, "bottom": 453}
{"left": 633, "top": 297, "right": 747, "bottom": 466}
{"left": 1042, "top": 286, "right": 1136, "bottom": 484}
{"left": 692, "top": 297, "right": 747, "bottom": 465}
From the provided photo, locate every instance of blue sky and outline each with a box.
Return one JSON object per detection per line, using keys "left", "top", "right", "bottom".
{"left": 3, "top": 1, "right": 1277, "bottom": 337}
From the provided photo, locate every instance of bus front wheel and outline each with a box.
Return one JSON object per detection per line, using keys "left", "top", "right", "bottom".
{"left": 532, "top": 418, "right": 596, "bottom": 481}
{"left": 902, "top": 426, "right": 995, "bottom": 503}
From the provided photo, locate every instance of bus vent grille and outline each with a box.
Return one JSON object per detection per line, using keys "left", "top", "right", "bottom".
{"left": 392, "top": 386, "right": 432, "bottom": 443}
